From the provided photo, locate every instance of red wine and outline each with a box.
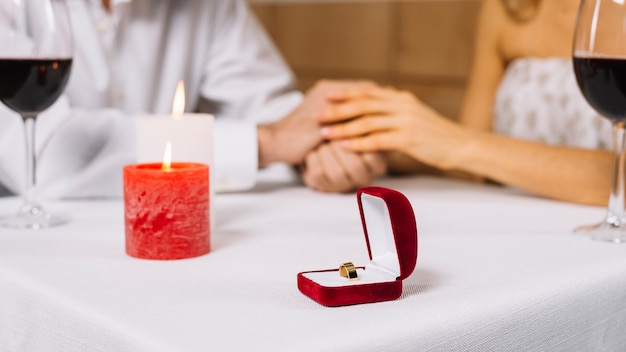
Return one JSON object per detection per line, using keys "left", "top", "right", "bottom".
{"left": 573, "top": 56, "right": 626, "bottom": 121}
{"left": 0, "top": 58, "right": 72, "bottom": 116}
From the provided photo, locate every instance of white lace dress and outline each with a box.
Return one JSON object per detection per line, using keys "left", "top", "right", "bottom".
{"left": 493, "top": 57, "right": 612, "bottom": 150}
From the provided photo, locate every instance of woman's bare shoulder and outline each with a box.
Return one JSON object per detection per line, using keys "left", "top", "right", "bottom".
{"left": 497, "top": 0, "right": 579, "bottom": 60}
{"left": 475, "top": 0, "right": 515, "bottom": 57}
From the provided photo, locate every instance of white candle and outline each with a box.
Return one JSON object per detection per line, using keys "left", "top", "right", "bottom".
{"left": 135, "top": 114, "right": 213, "bottom": 167}
{"left": 136, "top": 81, "right": 213, "bottom": 167}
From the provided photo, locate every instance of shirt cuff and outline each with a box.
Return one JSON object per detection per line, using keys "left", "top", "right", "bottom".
{"left": 213, "top": 120, "right": 258, "bottom": 192}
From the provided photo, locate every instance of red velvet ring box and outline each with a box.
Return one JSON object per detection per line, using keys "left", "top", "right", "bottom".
{"left": 297, "top": 186, "right": 418, "bottom": 307}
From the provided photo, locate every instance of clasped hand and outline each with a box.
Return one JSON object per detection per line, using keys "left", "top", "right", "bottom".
{"left": 260, "top": 80, "right": 389, "bottom": 193}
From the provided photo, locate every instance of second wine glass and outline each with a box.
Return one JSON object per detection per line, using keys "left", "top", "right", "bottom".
{"left": 573, "top": 0, "right": 626, "bottom": 242}
{"left": 0, "top": 0, "right": 73, "bottom": 229}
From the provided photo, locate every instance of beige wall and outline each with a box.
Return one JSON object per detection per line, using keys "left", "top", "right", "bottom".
{"left": 250, "top": 0, "right": 482, "bottom": 119}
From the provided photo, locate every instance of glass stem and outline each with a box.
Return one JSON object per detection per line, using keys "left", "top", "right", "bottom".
{"left": 607, "top": 121, "right": 626, "bottom": 226}
{"left": 22, "top": 114, "right": 39, "bottom": 206}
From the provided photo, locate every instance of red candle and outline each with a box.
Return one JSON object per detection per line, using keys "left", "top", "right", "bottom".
{"left": 123, "top": 162, "right": 210, "bottom": 260}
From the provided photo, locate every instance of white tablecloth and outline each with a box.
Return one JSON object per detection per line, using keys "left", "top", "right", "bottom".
{"left": 0, "top": 175, "right": 624, "bottom": 352}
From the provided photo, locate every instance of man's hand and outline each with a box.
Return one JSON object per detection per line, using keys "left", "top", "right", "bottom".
{"left": 300, "top": 141, "right": 387, "bottom": 193}
{"left": 257, "top": 79, "right": 376, "bottom": 168}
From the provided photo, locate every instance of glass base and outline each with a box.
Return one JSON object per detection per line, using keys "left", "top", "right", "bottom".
{"left": 575, "top": 220, "right": 626, "bottom": 243}
{"left": 0, "top": 202, "right": 70, "bottom": 230}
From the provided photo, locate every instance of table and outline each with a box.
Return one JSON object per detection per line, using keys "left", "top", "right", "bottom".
{"left": 0, "top": 175, "right": 625, "bottom": 352}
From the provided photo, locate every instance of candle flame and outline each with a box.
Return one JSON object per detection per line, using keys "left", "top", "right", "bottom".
{"left": 162, "top": 141, "right": 172, "bottom": 171}
{"left": 172, "top": 80, "right": 185, "bottom": 119}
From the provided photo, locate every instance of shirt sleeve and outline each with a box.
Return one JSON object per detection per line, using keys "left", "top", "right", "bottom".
{"left": 198, "top": 1, "right": 303, "bottom": 192}
{"left": 213, "top": 120, "right": 257, "bottom": 192}
{"left": 201, "top": 1, "right": 302, "bottom": 125}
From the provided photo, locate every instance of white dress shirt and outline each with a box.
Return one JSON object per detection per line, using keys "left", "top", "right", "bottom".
{"left": 0, "top": 0, "right": 303, "bottom": 198}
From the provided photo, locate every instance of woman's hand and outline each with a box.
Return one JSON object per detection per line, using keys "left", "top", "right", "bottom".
{"left": 317, "top": 86, "right": 471, "bottom": 170}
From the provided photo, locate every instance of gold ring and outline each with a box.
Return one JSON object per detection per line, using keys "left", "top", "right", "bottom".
{"left": 339, "top": 262, "right": 358, "bottom": 281}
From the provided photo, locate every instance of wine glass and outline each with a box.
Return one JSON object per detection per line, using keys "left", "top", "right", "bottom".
{"left": 0, "top": 0, "right": 73, "bottom": 229}
{"left": 573, "top": 0, "right": 626, "bottom": 242}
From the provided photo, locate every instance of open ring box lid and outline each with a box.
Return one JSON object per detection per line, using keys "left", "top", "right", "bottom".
{"left": 297, "top": 187, "right": 418, "bottom": 307}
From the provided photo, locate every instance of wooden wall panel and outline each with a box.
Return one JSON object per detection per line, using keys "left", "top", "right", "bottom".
{"left": 394, "top": 2, "right": 481, "bottom": 80}
{"left": 257, "top": 3, "right": 393, "bottom": 73}
{"left": 250, "top": 1, "right": 482, "bottom": 119}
